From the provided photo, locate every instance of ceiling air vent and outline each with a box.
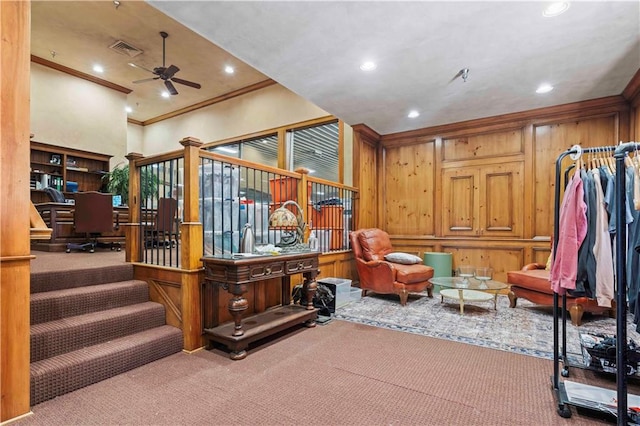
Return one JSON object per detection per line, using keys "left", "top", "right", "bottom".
{"left": 108, "top": 40, "right": 143, "bottom": 57}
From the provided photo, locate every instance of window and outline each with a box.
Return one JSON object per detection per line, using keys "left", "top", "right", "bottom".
{"left": 287, "top": 121, "right": 339, "bottom": 182}
{"left": 208, "top": 134, "right": 278, "bottom": 168}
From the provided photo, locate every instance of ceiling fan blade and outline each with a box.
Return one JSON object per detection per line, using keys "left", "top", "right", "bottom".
{"left": 128, "top": 62, "right": 156, "bottom": 75}
{"left": 162, "top": 64, "right": 180, "bottom": 79}
{"left": 165, "top": 80, "right": 178, "bottom": 95}
{"left": 132, "top": 77, "right": 159, "bottom": 84}
{"left": 171, "top": 77, "right": 201, "bottom": 89}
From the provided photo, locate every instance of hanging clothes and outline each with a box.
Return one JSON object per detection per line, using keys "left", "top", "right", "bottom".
{"left": 575, "top": 168, "right": 597, "bottom": 298}
{"left": 591, "top": 168, "right": 615, "bottom": 308}
{"left": 550, "top": 169, "right": 587, "bottom": 295}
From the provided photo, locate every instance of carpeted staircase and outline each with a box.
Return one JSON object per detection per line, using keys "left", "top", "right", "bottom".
{"left": 30, "top": 262, "right": 183, "bottom": 406}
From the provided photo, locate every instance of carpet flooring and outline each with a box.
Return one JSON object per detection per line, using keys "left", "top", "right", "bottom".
{"left": 335, "top": 292, "right": 640, "bottom": 367}
{"left": 15, "top": 319, "right": 633, "bottom": 426}
{"left": 21, "top": 251, "right": 640, "bottom": 425}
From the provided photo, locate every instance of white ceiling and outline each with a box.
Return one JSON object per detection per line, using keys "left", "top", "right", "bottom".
{"left": 31, "top": 1, "right": 271, "bottom": 124}
{"left": 33, "top": 1, "right": 640, "bottom": 136}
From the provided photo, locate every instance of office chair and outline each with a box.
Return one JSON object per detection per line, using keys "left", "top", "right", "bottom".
{"left": 145, "top": 197, "right": 179, "bottom": 248}
{"left": 66, "top": 192, "right": 120, "bottom": 253}
{"left": 43, "top": 186, "right": 66, "bottom": 203}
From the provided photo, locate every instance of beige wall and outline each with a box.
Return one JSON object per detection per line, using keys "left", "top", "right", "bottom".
{"left": 30, "top": 63, "right": 128, "bottom": 169}
{"left": 32, "top": 64, "right": 351, "bottom": 182}
{"left": 140, "top": 84, "right": 329, "bottom": 155}
{"left": 126, "top": 122, "right": 144, "bottom": 163}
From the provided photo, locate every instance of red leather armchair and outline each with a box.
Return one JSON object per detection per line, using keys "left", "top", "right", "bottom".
{"left": 350, "top": 228, "right": 434, "bottom": 306}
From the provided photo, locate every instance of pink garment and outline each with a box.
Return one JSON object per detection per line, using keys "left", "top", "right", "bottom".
{"left": 591, "top": 169, "right": 614, "bottom": 307}
{"left": 550, "top": 170, "right": 588, "bottom": 294}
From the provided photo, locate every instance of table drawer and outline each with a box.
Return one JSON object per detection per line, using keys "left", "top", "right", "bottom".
{"left": 249, "top": 262, "right": 284, "bottom": 279}
{"left": 285, "top": 258, "right": 316, "bottom": 274}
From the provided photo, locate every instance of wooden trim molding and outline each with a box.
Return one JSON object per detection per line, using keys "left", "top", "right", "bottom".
{"left": 381, "top": 95, "right": 628, "bottom": 142}
{"left": 622, "top": 68, "right": 640, "bottom": 103}
{"left": 127, "top": 117, "right": 144, "bottom": 126}
{"left": 352, "top": 124, "right": 381, "bottom": 148}
{"left": 31, "top": 55, "right": 132, "bottom": 94}
{"left": 141, "top": 79, "right": 277, "bottom": 126}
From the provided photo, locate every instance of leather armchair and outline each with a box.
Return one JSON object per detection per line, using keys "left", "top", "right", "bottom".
{"left": 507, "top": 263, "right": 615, "bottom": 326}
{"left": 350, "top": 228, "right": 434, "bottom": 306}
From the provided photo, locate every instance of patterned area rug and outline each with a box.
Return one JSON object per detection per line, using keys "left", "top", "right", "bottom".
{"left": 334, "top": 292, "right": 640, "bottom": 365}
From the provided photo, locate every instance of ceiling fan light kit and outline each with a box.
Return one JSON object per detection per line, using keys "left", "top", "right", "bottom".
{"left": 131, "top": 31, "right": 202, "bottom": 95}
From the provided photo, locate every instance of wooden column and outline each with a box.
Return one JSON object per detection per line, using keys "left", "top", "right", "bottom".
{"left": 1, "top": 1, "right": 32, "bottom": 421}
{"left": 125, "top": 152, "right": 143, "bottom": 263}
{"left": 179, "top": 137, "right": 204, "bottom": 350}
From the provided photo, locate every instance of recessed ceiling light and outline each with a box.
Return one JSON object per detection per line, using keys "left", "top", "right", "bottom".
{"left": 543, "top": 2, "right": 570, "bottom": 17}
{"left": 161, "top": 91, "right": 170, "bottom": 98}
{"left": 408, "top": 110, "right": 420, "bottom": 118}
{"left": 359, "top": 61, "right": 377, "bottom": 71}
{"left": 224, "top": 65, "right": 234, "bottom": 74}
{"left": 536, "top": 83, "right": 554, "bottom": 94}
{"left": 214, "top": 146, "right": 238, "bottom": 154}
{"left": 92, "top": 64, "right": 104, "bottom": 73}
{"left": 125, "top": 106, "right": 133, "bottom": 113}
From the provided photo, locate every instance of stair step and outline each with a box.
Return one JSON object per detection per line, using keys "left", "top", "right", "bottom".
{"left": 31, "top": 263, "right": 134, "bottom": 294}
{"left": 31, "top": 302, "right": 167, "bottom": 363}
{"left": 30, "top": 325, "right": 183, "bottom": 406}
{"left": 31, "top": 280, "right": 149, "bottom": 325}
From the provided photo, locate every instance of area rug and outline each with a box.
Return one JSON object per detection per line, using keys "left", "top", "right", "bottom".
{"left": 334, "top": 292, "right": 640, "bottom": 365}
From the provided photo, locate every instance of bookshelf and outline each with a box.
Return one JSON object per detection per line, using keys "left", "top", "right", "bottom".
{"left": 30, "top": 141, "right": 112, "bottom": 204}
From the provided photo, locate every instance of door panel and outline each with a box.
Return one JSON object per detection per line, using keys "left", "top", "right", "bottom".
{"left": 442, "top": 168, "right": 478, "bottom": 236}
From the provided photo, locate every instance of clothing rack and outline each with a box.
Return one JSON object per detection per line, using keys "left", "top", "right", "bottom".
{"left": 552, "top": 142, "right": 640, "bottom": 425}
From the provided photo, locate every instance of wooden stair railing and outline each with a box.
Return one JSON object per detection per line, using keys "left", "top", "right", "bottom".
{"left": 30, "top": 201, "right": 52, "bottom": 240}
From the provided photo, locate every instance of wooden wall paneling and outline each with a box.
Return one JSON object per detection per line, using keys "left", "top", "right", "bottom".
{"left": 441, "top": 128, "right": 523, "bottom": 162}
{"left": 532, "top": 246, "right": 552, "bottom": 266}
{"left": 532, "top": 114, "right": 618, "bottom": 239}
{"left": 133, "top": 265, "right": 186, "bottom": 328}
{"left": 352, "top": 125, "right": 379, "bottom": 229}
{"left": 522, "top": 123, "right": 536, "bottom": 239}
{"left": 441, "top": 244, "right": 525, "bottom": 283}
{"left": 382, "top": 140, "right": 435, "bottom": 235}
{"left": 1, "top": 1, "right": 32, "bottom": 421}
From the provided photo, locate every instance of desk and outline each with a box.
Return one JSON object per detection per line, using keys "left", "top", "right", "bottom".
{"left": 31, "top": 202, "right": 128, "bottom": 252}
{"left": 201, "top": 252, "right": 319, "bottom": 360}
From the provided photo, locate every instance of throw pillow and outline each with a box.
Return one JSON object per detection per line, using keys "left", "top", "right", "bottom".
{"left": 384, "top": 252, "right": 422, "bottom": 265}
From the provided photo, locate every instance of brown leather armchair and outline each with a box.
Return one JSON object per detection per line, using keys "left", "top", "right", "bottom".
{"left": 350, "top": 228, "right": 434, "bottom": 305}
{"left": 507, "top": 263, "right": 615, "bottom": 326}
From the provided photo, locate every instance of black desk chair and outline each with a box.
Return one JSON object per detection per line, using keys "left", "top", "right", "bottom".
{"left": 145, "top": 197, "right": 179, "bottom": 248}
{"left": 66, "top": 192, "right": 120, "bottom": 253}
{"left": 43, "top": 186, "right": 66, "bottom": 203}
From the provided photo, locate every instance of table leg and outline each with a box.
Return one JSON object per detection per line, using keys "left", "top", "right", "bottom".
{"left": 228, "top": 283, "right": 248, "bottom": 337}
{"left": 457, "top": 289, "right": 465, "bottom": 314}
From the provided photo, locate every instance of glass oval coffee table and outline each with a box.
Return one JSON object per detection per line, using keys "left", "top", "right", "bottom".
{"left": 429, "top": 277, "right": 507, "bottom": 314}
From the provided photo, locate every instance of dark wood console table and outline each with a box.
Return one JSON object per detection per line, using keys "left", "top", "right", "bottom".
{"left": 201, "top": 251, "right": 319, "bottom": 360}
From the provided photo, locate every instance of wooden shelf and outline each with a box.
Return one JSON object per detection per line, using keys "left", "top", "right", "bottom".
{"left": 30, "top": 141, "right": 111, "bottom": 204}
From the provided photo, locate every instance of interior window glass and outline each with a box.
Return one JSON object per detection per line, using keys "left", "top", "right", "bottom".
{"left": 287, "top": 121, "right": 339, "bottom": 182}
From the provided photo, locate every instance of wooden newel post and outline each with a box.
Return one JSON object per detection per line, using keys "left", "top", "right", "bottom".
{"left": 178, "top": 136, "right": 204, "bottom": 350}
{"left": 295, "top": 167, "right": 310, "bottom": 240}
{"left": 125, "top": 152, "right": 144, "bottom": 263}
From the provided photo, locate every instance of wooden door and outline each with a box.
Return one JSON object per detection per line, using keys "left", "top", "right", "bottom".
{"left": 479, "top": 162, "right": 524, "bottom": 237}
{"left": 441, "top": 167, "right": 479, "bottom": 237}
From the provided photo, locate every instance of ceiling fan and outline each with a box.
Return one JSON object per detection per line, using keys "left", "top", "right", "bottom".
{"left": 130, "top": 31, "right": 202, "bottom": 95}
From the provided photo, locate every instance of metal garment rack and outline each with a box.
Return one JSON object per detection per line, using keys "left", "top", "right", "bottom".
{"left": 551, "top": 142, "right": 640, "bottom": 425}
